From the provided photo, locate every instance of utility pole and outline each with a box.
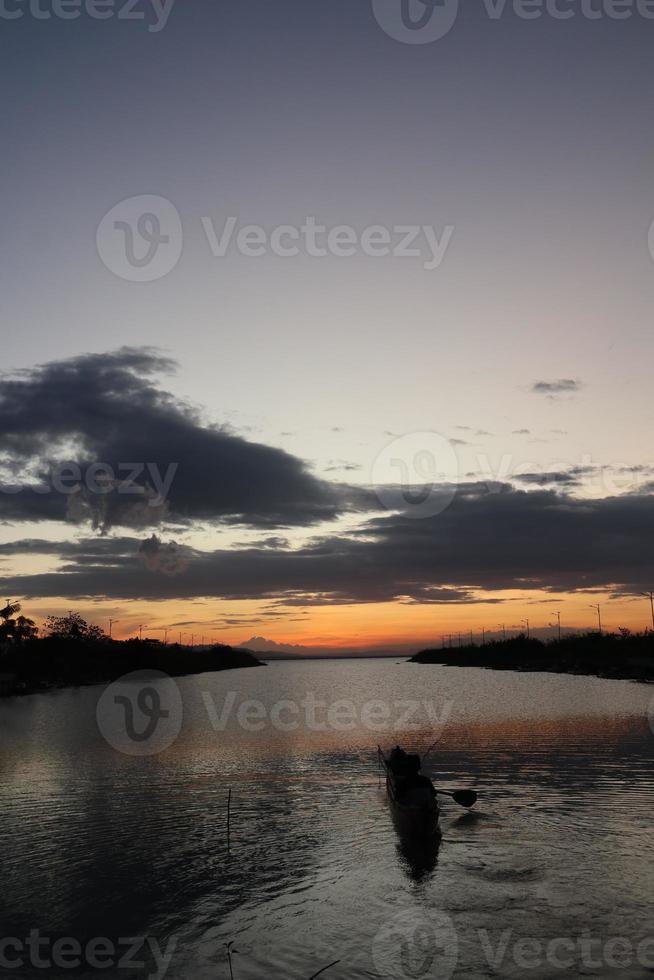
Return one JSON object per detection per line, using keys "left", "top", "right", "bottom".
{"left": 458, "top": 632, "right": 461, "bottom": 647}
{"left": 179, "top": 632, "right": 182, "bottom": 645}
{"left": 523, "top": 618, "right": 530, "bottom": 639}
{"left": 469, "top": 629, "right": 473, "bottom": 646}
{"left": 109, "top": 618, "right": 118, "bottom": 638}
{"left": 482, "top": 627, "right": 485, "bottom": 645}
{"left": 555, "top": 610, "right": 561, "bottom": 642}
{"left": 191, "top": 633, "right": 195, "bottom": 648}
{"left": 499, "top": 623, "right": 506, "bottom": 641}
{"left": 138, "top": 624, "right": 145, "bottom": 641}
{"left": 641, "top": 592, "right": 654, "bottom": 632}
{"left": 590, "top": 603, "right": 602, "bottom": 634}
{"left": 163, "top": 628, "right": 169, "bottom": 645}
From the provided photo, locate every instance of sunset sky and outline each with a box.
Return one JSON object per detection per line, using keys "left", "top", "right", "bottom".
{"left": 2, "top": 2, "right": 654, "bottom": 648}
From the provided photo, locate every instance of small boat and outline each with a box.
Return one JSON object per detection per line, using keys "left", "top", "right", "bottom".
{"left": 378, "top": 745, "right": 441, "bottom": 838}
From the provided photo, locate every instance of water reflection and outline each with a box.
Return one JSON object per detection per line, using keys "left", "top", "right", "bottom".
{"left": 391, "top": 802, "right": 442, "bottom": 881}
{"left": 1, "top": 660, "right": 653, "bottom": 979}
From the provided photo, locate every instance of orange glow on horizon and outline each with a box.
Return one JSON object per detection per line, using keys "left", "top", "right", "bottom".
{"left": 25, "top": 588, "right": 653, "bottom": 650}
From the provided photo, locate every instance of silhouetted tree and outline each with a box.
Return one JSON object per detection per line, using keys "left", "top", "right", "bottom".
{"left": 44, "top": 612, "right": 105, "bottom": 642}
{"left": 0, "top": 601, "right": 38, "bottom": 643}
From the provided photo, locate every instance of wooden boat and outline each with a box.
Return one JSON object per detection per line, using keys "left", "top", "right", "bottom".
{"left": 378, "top": 745, "right": 441, "bottom": 838}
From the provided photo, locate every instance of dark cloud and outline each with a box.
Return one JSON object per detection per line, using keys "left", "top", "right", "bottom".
{"left": 0, "top": 348, "right": 345, "bottom": 530}
{"left": 513, "top": 466, "right": 594, "bottom": 487}
{"left": 324, "top": 460, "right": 362, "bottom": 473}
{"left": 138, "top": 535, "right": 190, "bottom": 576}
{"left": 4, "top": 486, "right": 654, "bottom": 603}
{"left": 531, "top": 379, "right": 582, "bottom": 396}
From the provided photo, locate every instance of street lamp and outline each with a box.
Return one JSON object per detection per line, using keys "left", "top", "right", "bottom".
{"left": 589, "top": 603, "right": 602, "bottom": 634}
{"left": 552, "top": 610, "right": 561, "bottom": 642}
{"left": 641, "top": 592, "right": 654, "bottom": 632}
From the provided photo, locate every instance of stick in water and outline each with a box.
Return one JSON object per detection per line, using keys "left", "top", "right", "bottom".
{"left": 307, "top": 961, "right": 340, "bottom": 979}
{"left": 227, "top": 787, "right": 232, "bottom": 852}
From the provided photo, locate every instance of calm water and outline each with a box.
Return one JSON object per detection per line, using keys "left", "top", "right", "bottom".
{"left": 1, "top": 659, "right": 654, "bottom": 979}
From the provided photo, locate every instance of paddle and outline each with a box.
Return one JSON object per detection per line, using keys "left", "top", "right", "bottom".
{"left": 435, "top": 788, "right": 478, "bottom": 809}
{"left": 420, "top": 742, "right": 479, "bottom": 808}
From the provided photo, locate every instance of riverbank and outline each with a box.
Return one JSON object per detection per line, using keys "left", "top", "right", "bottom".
{"left": 0, "top": 639, "right": 264, "bottom": 697}
{"left": 410, "top": 632, "right": 654, "bottom": 683}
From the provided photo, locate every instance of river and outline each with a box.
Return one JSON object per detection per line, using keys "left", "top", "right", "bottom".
{"left": 1, "top": 659, "right": 653, "bottom": 979}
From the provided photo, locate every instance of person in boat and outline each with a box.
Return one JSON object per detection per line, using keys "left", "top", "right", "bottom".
{"left": 388, "top": 746, "right": 436, "bottom": 800}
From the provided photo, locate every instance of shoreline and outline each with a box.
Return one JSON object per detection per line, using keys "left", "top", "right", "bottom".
{"left": 0, "top": 643, "right": 264, "bottom": 699}
{"left": 410, "top": 632, "right": 654, "bottom": 684}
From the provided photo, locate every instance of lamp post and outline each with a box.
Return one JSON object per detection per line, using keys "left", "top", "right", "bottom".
{"left": 590, "top": 603, "right": 602, "bottom": 634}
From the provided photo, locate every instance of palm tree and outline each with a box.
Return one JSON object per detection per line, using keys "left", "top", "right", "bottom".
{"left": 0, "top": 601, "right": 37, "bottom": 643}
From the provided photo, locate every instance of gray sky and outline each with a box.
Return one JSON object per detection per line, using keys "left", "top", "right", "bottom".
{"left": 1, "top": 0, "right": 654, "bottom": 640}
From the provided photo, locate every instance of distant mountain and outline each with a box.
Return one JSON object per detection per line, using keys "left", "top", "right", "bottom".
{"left": 241, "top": 636, "right": 308, "bottom": 653}
{"left": 239, "top": 636, "right": 415, "bottom": 659}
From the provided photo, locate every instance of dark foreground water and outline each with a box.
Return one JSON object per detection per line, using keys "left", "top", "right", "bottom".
{"left": 1, "top": 659, "right": 653, "bottom": 979}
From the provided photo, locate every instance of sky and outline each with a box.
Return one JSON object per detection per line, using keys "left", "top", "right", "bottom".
{"left": 1, "top": 0, "right": 654, "bottom": 647}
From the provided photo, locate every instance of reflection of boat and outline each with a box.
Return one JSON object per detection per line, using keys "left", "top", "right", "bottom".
{"left": 378, "top": 745, "right": 441, "bottom": 838}
{"left": 392, "top": 809, "right": 441, "bottom": 880}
